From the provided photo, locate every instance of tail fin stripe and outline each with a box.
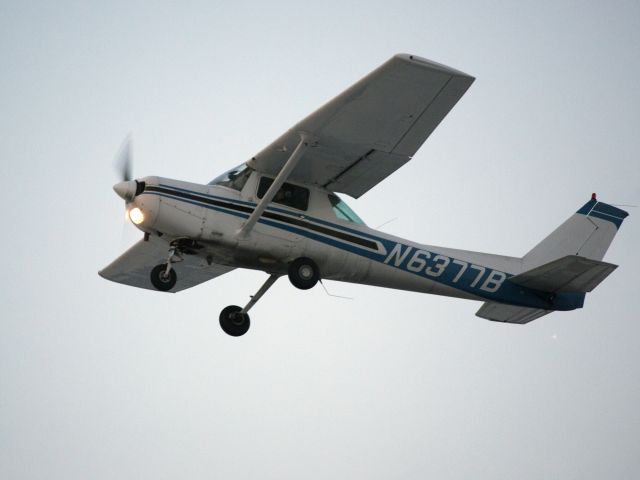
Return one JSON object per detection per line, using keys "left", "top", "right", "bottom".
{"left": 576, "top": 199, "right": 597, "bottom": 215}
{"left": 576, "top": 200, "right": 628, "bottom": 229}
{"left": 587, "top": 210, "right": 624, "bottom": 229}
{"left": 591, "top": 202, "right": 629, "bottom": 219}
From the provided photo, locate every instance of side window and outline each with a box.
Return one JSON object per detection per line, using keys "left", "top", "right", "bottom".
{"left": 257, "top": 177, "right": 309, "bottom": 211}
{"left": 208, "top": 164, "right": 253, "bottom": 191}
{"left": 329, "top": 194, "right": 365, "bottom": 224}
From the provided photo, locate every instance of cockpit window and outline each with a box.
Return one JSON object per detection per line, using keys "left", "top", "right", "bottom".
{"left": 208, "top": 164, "right": 253, "bottom": 191}
{"left": 329, "top": 194, "right": 365, "bottom": 224}
{"left": 257, "top": 177, "right": 309, "bottom": 211}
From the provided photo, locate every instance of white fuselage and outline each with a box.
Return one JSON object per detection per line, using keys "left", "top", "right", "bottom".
{"left": 127, "top": 172, "right": 546, "bottom": 308}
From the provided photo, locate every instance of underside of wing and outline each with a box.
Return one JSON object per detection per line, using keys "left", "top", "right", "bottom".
{"left": 476, "top": 302, "right": 552, "bottom": 324}
{"left": 249, "top": 54, "right": 474, "bottom": 198}
{"left": 99, "top": 236, "right": 234, "bottom": 292}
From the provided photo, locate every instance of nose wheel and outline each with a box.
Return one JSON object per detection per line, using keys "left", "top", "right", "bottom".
{"left": 150, "top": 263, "right": 177, "bottom": 291}
{"left": 150, "top": 245, "right": 184, "bottom": 292}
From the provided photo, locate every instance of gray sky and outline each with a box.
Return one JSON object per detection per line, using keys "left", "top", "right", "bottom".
{"left": 1, "top": 1, "right": 639, "bottom": 478}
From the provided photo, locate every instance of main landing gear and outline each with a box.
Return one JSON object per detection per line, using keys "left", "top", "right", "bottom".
{"left": 219, "top": 273, "right": 280, "bottom": 336}
{"left": 287, "top": 257, "right": 320, "bottom": 290}
{"left": 149, "top": 248, "right": 321, "bottom": 335}
{"left": 219, "top": 257, "right": 321, "bottom": 337}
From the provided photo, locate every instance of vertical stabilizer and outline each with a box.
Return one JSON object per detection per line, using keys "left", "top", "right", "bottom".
{"left": 523, "top": 195, "right": 628, "bottom": 270}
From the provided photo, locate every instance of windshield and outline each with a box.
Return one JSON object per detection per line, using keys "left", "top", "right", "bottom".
{"left": 329, "top": 194, "right": 365, "bottom": 224}
{"left": 208, "top": 164, "right": 253, "bottom": 191}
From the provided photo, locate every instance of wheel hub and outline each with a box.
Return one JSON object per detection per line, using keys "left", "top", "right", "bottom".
{"left": 230, "top": 312, "right": 246, "bottom": 326}
{"left": 219, "top": 305, "right": 250, "bottom": 337}
{"left": 299, "top": 265, "right": 313, "bottom": 279}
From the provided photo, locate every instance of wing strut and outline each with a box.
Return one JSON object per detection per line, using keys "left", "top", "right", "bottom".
{"left": 238, "top": 133, "right": 310, "bottom": 237}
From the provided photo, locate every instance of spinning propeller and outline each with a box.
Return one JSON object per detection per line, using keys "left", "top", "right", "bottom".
{"left": 113, "top": 135, "right": 145, "bottom": 227}
{"left": 116, "top": 134, "right": 132, "bottom": 182}
{"left": 113, "top": 135, "right": 144, "bottom": 202}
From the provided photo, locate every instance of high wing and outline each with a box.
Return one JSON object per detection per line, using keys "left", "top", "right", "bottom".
{"left": 248, "top": 54, "right": 474, "bottom": 198}
{"left": 99, "top": 236, "right": 234, "bottom": 292}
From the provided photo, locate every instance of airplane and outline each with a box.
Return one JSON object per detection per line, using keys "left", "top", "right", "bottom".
{"left": 100, "top": 54, "right": 629, "bottom": 336}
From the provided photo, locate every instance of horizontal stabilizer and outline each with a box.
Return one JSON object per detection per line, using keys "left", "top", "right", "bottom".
{"left": 476, "top": 302, "right": 551, "bottom": 324}
{"left": 510, "top": 255, "right": 617, "bottom": 293}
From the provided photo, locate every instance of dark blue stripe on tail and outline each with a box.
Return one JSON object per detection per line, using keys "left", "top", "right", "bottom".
{"left": 576, "top": 199, "right": 628, "bottom": 229}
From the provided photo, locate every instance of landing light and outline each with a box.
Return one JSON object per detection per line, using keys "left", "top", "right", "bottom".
{"left": 129, "top": 207, "right": 144, "bottom": 225}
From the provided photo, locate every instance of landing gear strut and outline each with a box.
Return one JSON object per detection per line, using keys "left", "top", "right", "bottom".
{"left": 150, "top": 246, "right": 183, "bottom": 291}
{"left": 219, "top": 274, "right": 279, "bottom": 337}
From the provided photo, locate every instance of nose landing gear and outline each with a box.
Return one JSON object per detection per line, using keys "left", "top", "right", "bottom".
{"left": 150, "top": 263, "right": 177, "bottom": 291}
{"left": 150, "top": 245, "right": 184, "bottom": 292}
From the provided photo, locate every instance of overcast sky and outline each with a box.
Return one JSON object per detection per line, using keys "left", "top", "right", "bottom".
{"left": 1, "top": 1, "right": 639, "bottom": 479}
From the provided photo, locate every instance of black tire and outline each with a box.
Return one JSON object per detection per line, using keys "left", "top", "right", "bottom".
{"left": 150, "top": 264, "right": 177, "bottom": 291}
{"left": 288, "top": 257, "right": 319, "bottom": 290}
{"left": 219, "top": 305, "right": 250, "bottom": 337}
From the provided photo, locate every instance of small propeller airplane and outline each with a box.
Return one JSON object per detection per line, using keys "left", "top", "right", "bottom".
{"left": 100, "top": 54, "right": 629, "bottom": 336}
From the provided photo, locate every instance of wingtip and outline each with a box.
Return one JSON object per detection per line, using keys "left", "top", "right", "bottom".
{"left": 394, "top": 53, "right": 475, "bottom": 79}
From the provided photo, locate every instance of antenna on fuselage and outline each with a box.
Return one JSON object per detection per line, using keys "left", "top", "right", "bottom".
{"left": 375, "top": 217, "right": 399, "bottom": 230}
{"left": 319, "top": 279, "right": 353, "bottom": 300}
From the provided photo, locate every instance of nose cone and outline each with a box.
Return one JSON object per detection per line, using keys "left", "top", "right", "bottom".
{"left": 113, "top": 180, "right": 137, "bottom": 201}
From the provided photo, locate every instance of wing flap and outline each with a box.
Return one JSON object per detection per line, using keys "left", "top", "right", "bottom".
{"left": 248, "top": 54, "right": 474, "bottom": 198}
{"left": 476, "top": 302, "right": 551, "bottom": 324}
{"left": 99, "top": 236, "right": 234, "bottom": 292}
{"left": 509, "top": 255, "right": 617, "bottom": 293}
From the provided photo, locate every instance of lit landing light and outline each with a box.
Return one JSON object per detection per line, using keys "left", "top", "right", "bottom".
{"left": 129, "top": 207, "right": 145, "bottom": 225}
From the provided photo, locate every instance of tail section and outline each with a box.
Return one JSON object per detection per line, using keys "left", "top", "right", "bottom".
{"left": 476, "top": 195, "right": 628, "bottom": 324}
{"left": 476, "top": 302, "right": 550, "bottom": 324}
{"left": 523, "top": 195, "right": 628, "bottom": 270}
{"left": 511, "top": 255, "right": 617, "bottom": 293}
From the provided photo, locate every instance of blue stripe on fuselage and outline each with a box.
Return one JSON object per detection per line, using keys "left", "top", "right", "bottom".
{"left": 148, "top": 185, "right": 582, "bottom": 311}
